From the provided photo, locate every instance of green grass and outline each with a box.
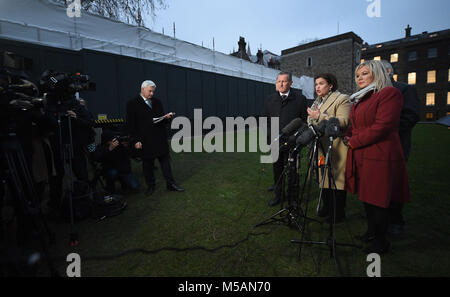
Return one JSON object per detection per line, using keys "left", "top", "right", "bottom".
{"left": 44, "top": 124, "right": 450, "bottom": 277}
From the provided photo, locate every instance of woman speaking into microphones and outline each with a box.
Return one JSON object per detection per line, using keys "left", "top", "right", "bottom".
{"left": 345, "top": 60, "right": 410, "bottom": 254}
{"left": 307, "top": 73, "right": 352, "bottom": 223}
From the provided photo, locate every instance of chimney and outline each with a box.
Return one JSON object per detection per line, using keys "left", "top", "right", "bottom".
{"left": 405, "top": 25, "right": 412, "bottom": 38}
{"left": 256, "top": 49, "right": 264, "bottom": 65}
{"left": 238, "top": 37, "right": 247, "bottom": 53}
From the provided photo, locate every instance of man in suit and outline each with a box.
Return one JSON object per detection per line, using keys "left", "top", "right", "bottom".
{"left": 263, "top": 72, "right": 308, "bottom": 206}
{"left": 126, "top": 80, "right": 184, "bottom": 196}
{"left": 381, "top": 60, "right": 420, "bottom": 235}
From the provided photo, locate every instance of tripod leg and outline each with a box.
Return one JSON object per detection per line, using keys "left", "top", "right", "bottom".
{"left": 3, "top": 145, "right": 59, "bottom": 276}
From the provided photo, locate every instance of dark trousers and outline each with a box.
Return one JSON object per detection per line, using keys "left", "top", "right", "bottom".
{"left": 71, "top": 147, "right": 89, "bottom": 183}
{"left": 104, "top": 169, "right": 140, "bottom": 194}
{"left": 364, "top": 202, "right": 390, "bottom": 246}
{"left": 389, "top": 201, "right": 405, "bottom": 225}
{"left": 272, "top": 149, "right": 299, "bottom": 204}
{"left": 142, "top": 153, "right": 175, "bottom": 188}
{"left": 272, "top": 150, "right": 289, "bottom": 199}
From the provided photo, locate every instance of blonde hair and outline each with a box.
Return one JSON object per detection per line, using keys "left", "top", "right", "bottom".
{"left": 355, "top": 60, "right": 392, "bottom": 91}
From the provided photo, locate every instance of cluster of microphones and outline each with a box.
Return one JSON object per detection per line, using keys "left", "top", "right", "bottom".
{"left": 274, "top": 117, "right": 341, "bottom": 150}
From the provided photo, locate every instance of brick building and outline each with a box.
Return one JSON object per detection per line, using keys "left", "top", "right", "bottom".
{"left": 280, "top": 32, "right": 363, "bottom": 97}
{"left": 361, "top": 26, "right": 450, "bottom": 121}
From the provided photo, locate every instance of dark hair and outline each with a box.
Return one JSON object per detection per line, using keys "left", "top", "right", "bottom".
{"left": 314, "top": 73, "right": 338, "bottom": 92}
{"left": 277, "top": 71, "right": 292, "bottom": 81}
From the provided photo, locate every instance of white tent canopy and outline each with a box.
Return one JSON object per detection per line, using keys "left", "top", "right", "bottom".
{"left": 0, "top": 0, "right": 315, "bottom": 98}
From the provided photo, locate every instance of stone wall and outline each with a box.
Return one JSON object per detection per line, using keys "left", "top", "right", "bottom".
{"left": 281, "top": 38, "right": 362, "bottom": 97}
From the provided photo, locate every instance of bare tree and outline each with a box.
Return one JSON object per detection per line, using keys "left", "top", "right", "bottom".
{"left": 54, "top": 0, "right": 167, "bottom": 27}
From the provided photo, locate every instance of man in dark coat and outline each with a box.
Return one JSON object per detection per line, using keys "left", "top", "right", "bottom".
{"left": 126, "top": 80, "right": 184, "bottom": 196}
{"left": 263, "top": 72, "right": 308, "bottom": 206}
{"left": 381, "top": 60, "right": 420, "bottom": 235}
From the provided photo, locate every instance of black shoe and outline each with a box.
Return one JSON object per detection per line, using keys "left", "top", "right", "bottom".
{"left": 145, "top": 186, "right": 155, "bottom": 196}
{"left": 167, "top": 183, "right": 185, "bottom": 192}
{"left": 355, "top": 232, "right": 376, "bottom": 243}
{"left": 363, "top": 241, "right": 390, "bottom": 254}
{"left": 268, "top": 196, "right": 280, "bottom": 207}
{"left": 267, "top": 185, "right": 275, "bottom": 192}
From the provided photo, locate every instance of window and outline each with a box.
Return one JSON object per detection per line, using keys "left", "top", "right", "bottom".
{"left": 426, "top": 112, "right": 434, "bottom": 120}
{"left": 408, "top": 72, "right": 416, "bottom": 85}
{"left": 393, "top": 74, "right": 398, "bottom": 82}
{"left": 448, "top": 92, "right": 450, "bottom": 105}
{"left": 306, "top": 57, "right": 312, "bottom": 67}
{"left": 408, "top": 51, "right": 417, "bottom": 61}
{"left": 390, "top": 53, "right": 399, "bottom": 63}
{"left": 427, "top": 70, "right": 436, "bottom": 83}
{"left": 448, "top": 69, "right": 450, "bottom": 82}
{"left": 426, "top": 93, "right": 435, "bottom": 106}
{"left": 373, "top": 56, "right": 381, "bottom": 61}
{"left": 428, "top": 48, "right": 437, "bottom": 58}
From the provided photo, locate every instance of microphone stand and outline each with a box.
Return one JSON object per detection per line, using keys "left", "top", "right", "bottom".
{"left": 254, "top": 142, "right": 303, "bottom": 231}
{"left": 291, "top": 136, "right": 361, "bottom": 276}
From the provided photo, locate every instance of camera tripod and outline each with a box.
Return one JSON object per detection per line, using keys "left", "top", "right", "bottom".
{"left": 255, "top": 143, "right": 311, "bottom": 232}
{"left": 1, "top": 133, "right": 58, "bottom": 276}
{"left": 55, "top": 111, "right": 81, "bottom": 246}
{"left": 291, "top": 136, "right": 361, "bottom": 276}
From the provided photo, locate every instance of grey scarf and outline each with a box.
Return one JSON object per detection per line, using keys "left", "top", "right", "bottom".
{"left": 349, "top": 83, "right": 376, "bottom": 104}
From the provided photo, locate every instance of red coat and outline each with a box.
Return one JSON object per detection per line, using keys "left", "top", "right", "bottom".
{"left": 345, "top": 87, "right": 410, "bottom": 208}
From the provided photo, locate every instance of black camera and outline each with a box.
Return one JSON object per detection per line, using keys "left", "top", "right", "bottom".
{"left": 115, "top": 135, "right": 131, "bottom": 143}
{"left": 0, "top": 51, "right": 43, "bottom": 110}
{"left": 39, "top": 70, "right": 96, "bottom": 112}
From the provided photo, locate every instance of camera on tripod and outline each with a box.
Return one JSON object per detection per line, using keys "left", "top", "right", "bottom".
{"left": 0, "top": 51, "right": 43, "bottom": 119}
{"left": 39, "top": 69, "right": 96, "bottom": 112}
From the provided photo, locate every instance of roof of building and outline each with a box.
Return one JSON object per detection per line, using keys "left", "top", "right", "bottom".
{"left": 281, "top": 32, "right": 363, "bottom": 55}
{"left": 362, "top": 28, "right": 450, "bottom": 52}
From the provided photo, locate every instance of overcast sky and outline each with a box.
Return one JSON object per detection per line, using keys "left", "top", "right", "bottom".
{"left": 146, "top": 0, "right": 450, "bottom": 55}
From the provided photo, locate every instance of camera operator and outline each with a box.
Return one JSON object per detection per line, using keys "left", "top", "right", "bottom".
{"left": 62, "top": 97, "right": 95, "bottom": 183}
{"left": 93, "top": 130, "right": 140, "bottom": 194}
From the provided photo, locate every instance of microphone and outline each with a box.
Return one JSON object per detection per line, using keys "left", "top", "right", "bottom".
{"left": 273, "top": 118, "right": 303, "bottom": 142}
{"left": 295, "top": 119, "right": 329, "bottom": 147}
{"left": 316, "top": 119, "right": 329, "bottom": 136}
{"left": 287, "top": 121, "right": 308, "bottom": 144}
{"left": 325, "top": 117, "right": 340, "bottom": 140}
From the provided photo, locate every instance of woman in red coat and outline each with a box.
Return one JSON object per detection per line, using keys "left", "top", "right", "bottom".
{"left": 345, "top": 60, "right": 410, "bottom": 254}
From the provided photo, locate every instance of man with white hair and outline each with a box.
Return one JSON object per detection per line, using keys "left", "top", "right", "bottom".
{"left": 126, "top": 80, "right": 184, "bottom": 196}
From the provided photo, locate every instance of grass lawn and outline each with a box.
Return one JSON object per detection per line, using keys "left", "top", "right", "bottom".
{"left": 43, "top": 123, "right": 450, "bottom": 277}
